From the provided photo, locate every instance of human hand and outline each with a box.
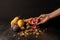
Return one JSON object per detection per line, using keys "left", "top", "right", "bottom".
{"left": 36, "top": 14, "right": 50, "bottom": 25}
{"left": 26, "top": 14, "right": 50, "bottom": 25}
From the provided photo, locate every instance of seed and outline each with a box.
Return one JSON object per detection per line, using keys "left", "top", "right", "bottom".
{"left": 24, "top": 32, "right": 29, "bottom": 36}
{"left": 28, "top": 29, "right": 33, "bottom": 32}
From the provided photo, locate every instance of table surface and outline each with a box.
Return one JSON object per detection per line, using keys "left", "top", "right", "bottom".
{"left": 0, "top": 22, "right": 60, "bottom": 40}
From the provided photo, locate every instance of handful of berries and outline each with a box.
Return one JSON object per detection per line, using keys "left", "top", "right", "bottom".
{"left": 10, "top": 16, "right": 42, "bottom": 37}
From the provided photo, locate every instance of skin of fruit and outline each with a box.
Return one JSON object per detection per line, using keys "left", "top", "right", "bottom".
{"left": 11, "top": 25, "right": 20, "bottom": 32}
{"left": 17, "top": 19, "right": 25, "bottom": 28}
{"left": 11, "top": 17, "right": 19, "bottom": 26}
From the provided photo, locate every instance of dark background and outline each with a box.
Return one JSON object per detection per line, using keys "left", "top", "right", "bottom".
{"left": 0, "top": 0, "right": 60, "bottom": 20}
{"left": 0, "top": 0, "right": 60, "bottom": 40}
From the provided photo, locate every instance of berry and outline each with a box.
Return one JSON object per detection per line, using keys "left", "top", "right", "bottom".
{"left": 31, "top": 25, "right": 37, "bottom": 29}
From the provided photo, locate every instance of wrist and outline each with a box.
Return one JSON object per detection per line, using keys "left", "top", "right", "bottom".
{"left": 48, "top": 13, "right": 52, "bottom": 19}
{"left": 49, "top": 8, "right": 60, "bottom": 19}
{"left": 47, "top": 13, "right": 53, "bottom": 19}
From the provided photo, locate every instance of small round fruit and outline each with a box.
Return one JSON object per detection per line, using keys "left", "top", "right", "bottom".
{"left": 31, "top": 25, "right": 37, "bottom": 29}
{"left": 36, "top": 32, "right": 39, "bottom": 36}
{"left": 11, "top": 25, "right": 20, "bottom": 32}
{"left": 19, "top": 31, "right": 25, "bottom": 37}
{"left": 20, "top": 27, "right": 25, "bottom": 31}
{"left": 35, "top": 29, "right": 38, "bottom": 32}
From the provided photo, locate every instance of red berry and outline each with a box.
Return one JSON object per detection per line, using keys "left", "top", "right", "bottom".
{"left": 29, "top": 18, "right": 33, "bottom": 24}
{"left": 31, "top": 25, "right": 37, "bottom": 29}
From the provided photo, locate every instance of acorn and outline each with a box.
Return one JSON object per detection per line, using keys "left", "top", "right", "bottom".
{"left": 20, "top": 27, "right": 25, "bottom": 30}
{"left": 19, "top": 31, "right": 25, "bottom": 37}
{"left": 24, "top": 31, "right": 29, "bottom": 36}
{"left": 35, "top": 29, "right": 38, "bottom": 32}
{"left": 24, "top": 30, "right": 29, "bottom": 33}
{"left": 36, "top": 32, "right": 39, "bottom": 36}
{"left": 33, "top": 31, "right": 36, "bottom": 35}
{"left": 28, "top": 29, "right": 33, "bottom": 32}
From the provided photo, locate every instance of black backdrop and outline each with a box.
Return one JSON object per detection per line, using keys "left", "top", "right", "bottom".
{"left": 0, "top": 0, "right": 60, "bottom": 20}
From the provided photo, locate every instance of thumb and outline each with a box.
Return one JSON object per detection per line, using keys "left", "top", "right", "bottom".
{"left": 37, "top": 17, "right": 48, "bottom": 25}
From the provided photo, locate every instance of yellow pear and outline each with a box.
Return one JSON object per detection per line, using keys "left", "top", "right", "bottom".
{"left": 17, "top": 19, "right": 24, "bottom": 28}
{"left": 11, "top": 17, "right": 19, "bottom": 26}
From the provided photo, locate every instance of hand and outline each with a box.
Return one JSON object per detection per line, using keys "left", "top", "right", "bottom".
{"left": 29, "top": 17, "right": 38, "bottom": 25}
{"left": 36, "top": 14, "right": 50, "bottom": 25}
{"left": 28, "top": 14, "right": 50, "bottom": 25}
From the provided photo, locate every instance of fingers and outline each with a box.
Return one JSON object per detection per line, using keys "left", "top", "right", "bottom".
{"left": 38, "top": 14, "right": 47, "bottom": 21}
{"left": 29, "top": 14, "right": 47, "bottom": 25}
{"left": 28, "top": 14, "right": 49, "bottom": 25}
{"left": 37, "top": 17, "right": 48, "bottom": 25}
{"left": 38, "top": 14, "right": 46, "bottom": 18}
{"left": 36, "top": 14, "right": 49, "bottom": 25}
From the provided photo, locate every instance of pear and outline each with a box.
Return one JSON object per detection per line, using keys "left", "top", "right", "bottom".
{"left": 17, "top": 19, "right": 24, "bottom": 28}
{"left": 11, "top": 17, "right": 19, "bottom": 26}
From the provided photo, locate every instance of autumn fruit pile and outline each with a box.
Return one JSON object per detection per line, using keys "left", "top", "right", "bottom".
{"left": 10, "top": 16, "right": 42, "bottom": 37}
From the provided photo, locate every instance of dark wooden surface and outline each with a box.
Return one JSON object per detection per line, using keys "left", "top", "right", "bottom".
{"left": 0, "top": 21, "right": 60, "bottom": 40}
